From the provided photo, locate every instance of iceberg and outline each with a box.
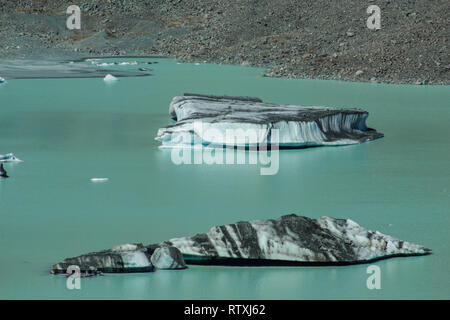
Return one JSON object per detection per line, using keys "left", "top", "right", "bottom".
{"left": 51, "top": 243, "right": 155, "bottom": 274}
{"left": 51, "top": 243, "right": 185, "bottom": 274}
{"left": 166, "top": 214, "right": 430, "bottom": 265}
{"left": 0, "top": 163, "right": 8, "bottom": 178}
{"left": 118, "top": 61, "right": 138, "bottom": 66}
{"left": 155, "top": 94, "right": 384, "bottom": 148}
{"left": 103, "top": 74, "right": 119, "bottom": 82}
{"left": 96, "top": 62, "right": 116, "bottom": 67}
{"left": 90, "top": 178, "right": 109, "bottom": 182}
{"left": 0, "top": 153, "right": 23, "bottom": 162}
{"left": 51, "top": 214, "right": 430, "bottom": 275}
{"left": 0, "top": 76, "right": 5, "bottom": 83}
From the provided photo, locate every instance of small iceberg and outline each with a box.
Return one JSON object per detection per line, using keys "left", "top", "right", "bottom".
{"left": 52, "top": 243, "right": 155, "bottom": 274}
{"left": 0, "top": 163, "right": 9, "bottom": 178}
{"left": 0, "top": 76, "right": 6, "bottom": 83}
{"left": 51, "top": 243, "right": 186, "bottom": 274}
{"left": 103, "top": 74, "right": 118, "bottom": 82}
{"left": 0, "top": 153, "right": 23, "bottom": 162}
{"left": 118, "top": 61, "right": 138, "bottom": 66}
{"left": 97, "top": 62, "right": 116, "bottom": 67}
{"left": 90, "top": 178, "right": 109, "bottom": 182}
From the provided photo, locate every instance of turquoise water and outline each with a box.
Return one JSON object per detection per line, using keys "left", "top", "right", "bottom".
{"left": 0, "top": 58, "right": 448, "bottom": 299}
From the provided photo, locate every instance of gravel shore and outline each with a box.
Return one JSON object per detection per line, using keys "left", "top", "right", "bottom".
{"left": 0, "top": 0, "right": 448, "bottom": 84}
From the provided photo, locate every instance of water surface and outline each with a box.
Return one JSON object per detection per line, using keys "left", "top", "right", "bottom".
{"left": 0, "top": 58, "right": 448, "bottom": 299}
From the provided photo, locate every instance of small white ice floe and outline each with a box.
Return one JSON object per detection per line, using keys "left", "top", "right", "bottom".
{"left": 86, "top": 58, "right": 100, "bottom": 64}
{"left": 0, "top": 76, "right": 6, "bottom": 83}
{"left": 0, "top": 153, "right": 23, "bottom": 162}
{"left": 118, "top": 61, "right": 138, "bottom": 66}
{"left": 97, "top": 62, "right": 116, "bottom": 67}
{"left": 90, "top": 178, "right": 109, "bottom": 182}
{"left": 103, "top": 74, "right": 118, "bottom": 82}
{"left": 195, "top": 63, "right": 200, "bottom": 66}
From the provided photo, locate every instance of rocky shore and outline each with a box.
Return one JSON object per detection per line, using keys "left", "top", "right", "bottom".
{"left": 1, "top": 0, "right": 448, "bottom": 84}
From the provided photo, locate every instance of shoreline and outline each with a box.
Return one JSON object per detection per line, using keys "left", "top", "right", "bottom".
{"left": 1, "top": 55, "right": 448, "bottom": 86}
{"left": 1, "top": 1, "right": 449, "bottom": 85}
{"left": 1, "top": 51, "right": 447, "bottom": 86}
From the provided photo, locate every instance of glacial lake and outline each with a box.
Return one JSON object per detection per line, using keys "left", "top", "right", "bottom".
{"left": 0, "top": 58, "right": 448, "bottom": 299}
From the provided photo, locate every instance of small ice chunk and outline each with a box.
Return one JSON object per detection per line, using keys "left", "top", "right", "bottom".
{"left": 0, "top": 153, "right": 22, "bottom": 162}
{"left": 0, "top": 76, "right": 6, "bottom": 83}
{"left": 97, "top": 62, "right": 115, "bottom": 67}
{"left": 90, "top": 178, "right": 109, "bottom": 182}
{"left": 118, "top": 61, "right": 138, "bottom": 66}
{"left": 103, "top": 74, "right": 118, "bottom": 82}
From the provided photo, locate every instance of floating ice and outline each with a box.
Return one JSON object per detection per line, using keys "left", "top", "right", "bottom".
{"left": 156, "top": 94, "right": 384, "bottom": 148}
{"left": 0, "top": 76, "right": 6, "bottom": 83}
{"left": 90, "top": 178, "right": 109, "bottom": 182}
{"left": 0, "top": 163, "right": 8, "bottom": 178}
{"left": 166, "top": 214, "right": 431, "bottom": 265}
{"left": 0, "top": 153, "right": 23, "bottom": 162}
{"left": 118, "top": 61, "right": 138, "bottom": 66}
{"left": 51, "top": 214, "right": 430, "bottom": 273}
{"left": 103, "top": 74, "right": 118, "bottom": 82}
{"left": 97, "top": 62, "right": 116, "bottom": 67}
{"left": 51, "top": 243, "right": 154, "bottom": 274}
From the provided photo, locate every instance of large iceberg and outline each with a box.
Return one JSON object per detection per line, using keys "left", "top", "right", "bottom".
{"left": 155, "top": 94, "right": 384, "bottom": 148}
{"left": 51, "top": 214, "right": 430, "bottom": 274}
{"left": 166, "top": 214, "right": 430, "bottom": 265}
